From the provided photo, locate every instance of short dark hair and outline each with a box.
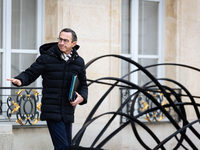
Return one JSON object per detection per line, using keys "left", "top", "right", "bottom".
{"left": 59, "top": 28, "right": 77, "bottom": 42}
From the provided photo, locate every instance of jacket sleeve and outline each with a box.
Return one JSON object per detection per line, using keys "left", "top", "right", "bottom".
{"left": 14, "top": 55, "right": 46, "bottom": 86}
{"left": 77, "top": 60, "right": 88, "bottom": 105}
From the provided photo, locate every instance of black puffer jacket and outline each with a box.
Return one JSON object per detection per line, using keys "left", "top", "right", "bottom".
{"left": 14, "top": 42, "right": 88, "bottom": 123}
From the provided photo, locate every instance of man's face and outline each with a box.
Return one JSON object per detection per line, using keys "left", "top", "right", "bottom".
{"left": 58, "top": 31, "right": 77, "bottom": 55}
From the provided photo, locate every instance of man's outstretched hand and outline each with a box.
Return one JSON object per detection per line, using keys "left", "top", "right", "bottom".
{"left": 7, "top": 78, "right": 22, "bottom": 86}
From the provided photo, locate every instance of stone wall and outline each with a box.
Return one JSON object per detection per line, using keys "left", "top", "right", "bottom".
{"left": 165, "top": 0, "right": 200, "bottom": 120}
{"left": 0, "top": 125, "right": 13, "bottom": 150}
{"left": 13, "top": 127, "right": 53, "bottom": 150}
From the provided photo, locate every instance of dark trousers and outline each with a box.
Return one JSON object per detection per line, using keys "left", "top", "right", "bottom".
{"left": 47, "top": 120, "right": 72, "bottom": 150}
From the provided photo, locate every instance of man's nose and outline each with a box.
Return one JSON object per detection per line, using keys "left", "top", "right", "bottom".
{"left": 60, "top": 40, "right": 65, "bottom": 44}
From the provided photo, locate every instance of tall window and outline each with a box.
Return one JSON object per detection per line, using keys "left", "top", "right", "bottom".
{"left": 0, "top": 0, "right": 44, "bottom": 123}
{"left": 2, "top": 0, "right": 44, "bottom": 87}
{"left": 11, "top": 0, "right": 38, "bottom": 87}
{"left": 0, "top": 0, "right": 3, "bottom": 87}
{"left": 121, "top": 0, "right": 164, "bottom": 86}
{"left": 121, "top": 0, "right": 131, "bottom": 82}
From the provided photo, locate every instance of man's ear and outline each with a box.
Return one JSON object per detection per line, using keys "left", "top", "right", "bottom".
{"left": 72, "top": 41, "right": 77, "bottom": 47}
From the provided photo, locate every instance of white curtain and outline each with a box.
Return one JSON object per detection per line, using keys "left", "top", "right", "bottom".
{"left": 11, "top": 0, "right": 36, "bottom": 49}
{"left": 121, "top": 0, "right": 130, "bottom": 54}
{"left": 138, "top": 0, "right": 158, "bottom": 55}
{"left": 0, "top": 0, "right": 2, "bottom": 49}
{"left": 138, "top": 58, "right": 157, "bottom": 86}
{"left": 138, "top": 0, "right": 159, "bottom": 86}
{"left": 121, "top": 0, "right": 130, "bottom": 83}
{"left": 0, "top": 0, "right": 2, "bottom": 87}
{"left": 11, "top": 0, "right": 37, "bottom": 87}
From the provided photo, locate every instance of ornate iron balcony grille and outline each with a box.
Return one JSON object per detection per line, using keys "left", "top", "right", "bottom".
{"left": 120, "top": 88, "right": 181, "bottom": 123}
{"left": 0, "top": 87, "right": 42, "bottom": 125}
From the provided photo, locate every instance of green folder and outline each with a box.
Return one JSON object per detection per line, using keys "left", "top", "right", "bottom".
{"left": 68, "top": 75, "right": 79, "bottom": 102}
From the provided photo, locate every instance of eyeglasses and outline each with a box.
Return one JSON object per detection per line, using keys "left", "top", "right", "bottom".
{"left": 57, "top": 37, "right": 69, "bottom": 44}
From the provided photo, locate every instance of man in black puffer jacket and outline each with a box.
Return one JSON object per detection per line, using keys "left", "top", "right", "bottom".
{"left": 7, "top": 28, "right": 88, "bottom": 150}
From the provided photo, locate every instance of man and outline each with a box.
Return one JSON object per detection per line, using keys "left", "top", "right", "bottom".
{"left": 7, "top": 28, "right": 88, "bottom": 150}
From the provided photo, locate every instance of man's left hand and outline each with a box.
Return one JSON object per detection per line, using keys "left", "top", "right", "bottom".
{"left": 70, "top": 92, "right": 84, "bottom": 106}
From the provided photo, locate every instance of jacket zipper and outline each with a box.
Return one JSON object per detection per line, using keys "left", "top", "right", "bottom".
{"left": 61, "top": 59, "right": 72, "bottom": 105}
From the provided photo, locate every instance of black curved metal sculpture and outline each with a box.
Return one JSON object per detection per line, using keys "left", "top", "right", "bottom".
{"left": 70, "top": 54, "right": 200, "bottom": 150}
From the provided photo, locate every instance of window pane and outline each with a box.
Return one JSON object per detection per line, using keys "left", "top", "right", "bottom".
{"left": 138, "top": 58, "right": 158, "bottom": 86}
{"left": 121, "top": 0, "right": 130, "bottom": 54}
{"left": 121, "top": 59, "right": 130, "bottom": 84}
{"left": 11, "top": 0, "right": 37, "bottom": 49}
{"left": 0, "top": 53, "right": 1, "bottom": 108}
{"left": 0, "top": 53, "right": 2, "bottom": 86}
{"left": 138, "top": 1, "right": 158, "bottom": 55}
{"left": 11, "top": 54, "right": 37, "bottom": 87}
{"left": 0, "top": 0, "right": 3, "bottom": 48}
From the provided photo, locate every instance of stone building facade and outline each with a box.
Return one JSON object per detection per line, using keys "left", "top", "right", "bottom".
{"left": 0, "top": 0, "right": 200, "bottom": 149}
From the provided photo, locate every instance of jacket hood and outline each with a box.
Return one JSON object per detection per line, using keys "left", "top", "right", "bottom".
{"left": 39, "top": 42, "right": 80, "bottom": 55}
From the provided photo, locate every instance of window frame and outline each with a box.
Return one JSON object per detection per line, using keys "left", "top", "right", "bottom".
{"left": 2, "top": 0, "right": 44, "bottom": 87}
{"left": 121, "top": 0, "right": 165, "bottom": 85}
{"left": 0, "top": 0, "right": 44, "bottom": 124}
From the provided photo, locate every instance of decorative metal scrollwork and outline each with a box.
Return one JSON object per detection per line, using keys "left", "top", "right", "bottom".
{"left": 37, "top": 102, "right": 42, "bottom": 111}
{"left": 7, "top": 96, "right": 13, "bottom": 119}
{"left": 132, "top": 89, "right": 180, "bottom": 123}
{"left": 7, "top": 89, "right": 41, "bottom": 125}
{"left": 0, "top": 99, "right": 2, "bottom": 114}
{"left": 120, "top": 88, "right": 179, "bottom": 123}
{"left": 11, "top": 101, "right": 20, "bottom": 114}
